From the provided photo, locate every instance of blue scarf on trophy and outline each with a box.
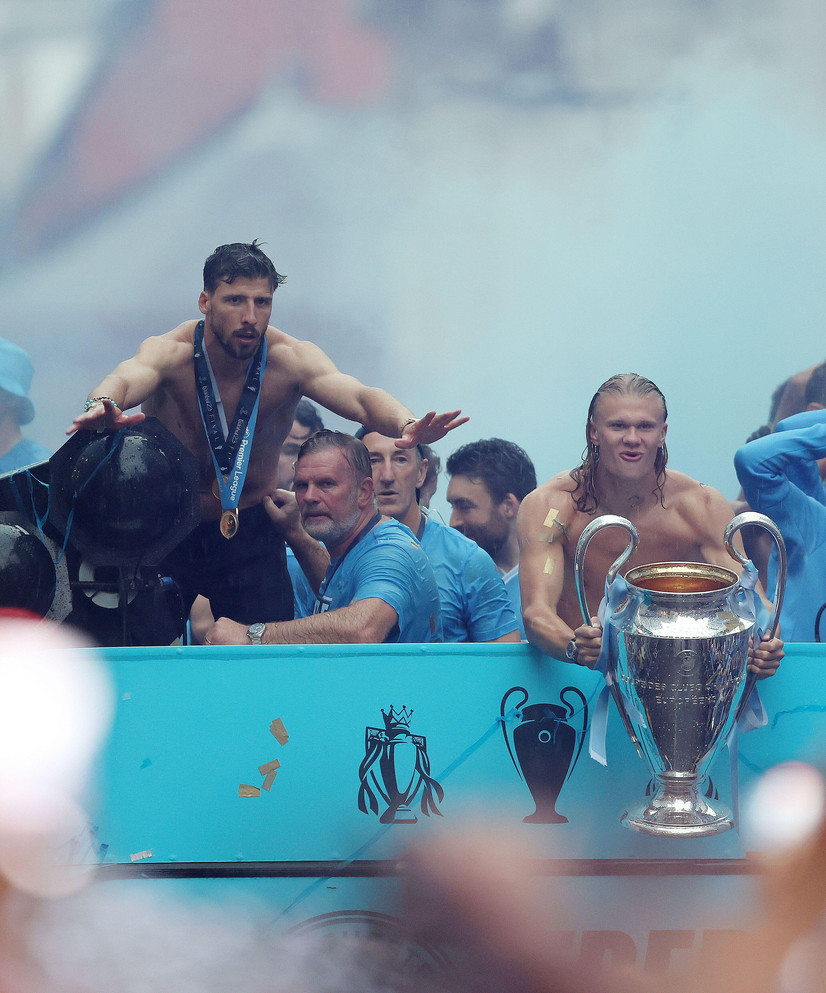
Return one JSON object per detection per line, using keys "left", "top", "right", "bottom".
{"left": 587, "top": 560, "right": 769, "bottom": 767}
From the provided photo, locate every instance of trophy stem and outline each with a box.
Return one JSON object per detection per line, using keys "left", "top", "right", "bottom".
{"left": 620, "top": 772, "right": 733, "bottom": 838}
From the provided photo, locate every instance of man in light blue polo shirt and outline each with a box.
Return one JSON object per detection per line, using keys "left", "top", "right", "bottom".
{"left": 359, "top": 430, "right": 518, "bottom": 643}
{"left": 206, "top": 431, "right": 441, "bottom": 645}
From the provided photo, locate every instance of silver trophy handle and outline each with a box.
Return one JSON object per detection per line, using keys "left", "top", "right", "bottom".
{"left": 723, "top": 511, "right": 787, "bottom": 641}
{"left": 574, "top": 515, "right": 640, "bottom": 624}
{"left": 725, "top": 512, "right": 787, "bottom": 731}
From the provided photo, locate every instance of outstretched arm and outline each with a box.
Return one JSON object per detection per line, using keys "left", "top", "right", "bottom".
{"left": 262, "top": 489, "right": 330, "bottom": 592}
{"left": 67, "top": 335, "right": 180, "bottom": 434}
{"left": 395, "top": 409, "right": 469, "bottom": 449}
{"left": 298, "top": 342, "right": 468, "bottom": 443}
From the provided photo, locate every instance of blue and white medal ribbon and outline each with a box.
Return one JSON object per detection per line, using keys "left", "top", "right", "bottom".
{"left": 193, "top": 321, "right": 267, "bottom": 538}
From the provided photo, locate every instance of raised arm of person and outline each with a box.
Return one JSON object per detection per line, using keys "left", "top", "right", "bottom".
{"left": 694, "top": 483, "right": 784, "bottom": 678}
{"left": 67, "top": 333, "right": 189, "bottom": 434}
{"left": 517, "top": 486, "right": 593, "bottom": 663}
{"left": 295, "top": 340, "right": 468, "bottom": 445}
{"left": 206, "top": 598, "right": 399, "bottom": 645}
{"left": 262, "top": 488, "right": 330, "bottom": 592}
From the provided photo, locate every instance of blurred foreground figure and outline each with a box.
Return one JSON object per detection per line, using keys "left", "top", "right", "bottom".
{"left": 0, "top": 614, "right": 112, "bottom": 899}
{"left": 401, "top": 784, "right": 826, "bottom": 993}
{"left": 403, "top": 830, "right": 652, "bottom": 993}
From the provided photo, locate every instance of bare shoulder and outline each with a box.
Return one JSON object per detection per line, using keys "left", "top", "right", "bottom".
{"left": 135, "top": 325, "right": 195, "bottom": 371}
{"left": 519, "top": 471, "right": 578, "bottom": 529}
{"left": 264, "top": 327, "right": 335, "bottom": 375}
{"left": 665, "top": 469, "right": 731, "bottom": 525}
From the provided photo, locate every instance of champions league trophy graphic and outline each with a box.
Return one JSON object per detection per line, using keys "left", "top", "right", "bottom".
{"left": 358, "top": 706, "right": 444, "bottom": 824}
{"left": 575, "top": 511, "right": 786, "bottom": 837}
{"left": 500, "top": 686, "right": 588, "bottom": 823}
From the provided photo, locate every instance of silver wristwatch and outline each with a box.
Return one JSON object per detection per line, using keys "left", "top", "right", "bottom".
{"left": 246, "top": 622, "right": 266, "bottom": 645}
{"left": 565, "top": 638, "right": 578, "bottom": 663}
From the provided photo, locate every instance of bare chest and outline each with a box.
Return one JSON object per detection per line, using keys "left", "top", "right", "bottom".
{"left": 144, "top": 364, "right": 299, "bottom": 495}
{"left": 558, "top": 505, "right": 704, "bottom": 624}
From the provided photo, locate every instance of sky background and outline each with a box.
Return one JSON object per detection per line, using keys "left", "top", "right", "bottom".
{"left": 1, "top": 0, "right": 825, "bottom": 522}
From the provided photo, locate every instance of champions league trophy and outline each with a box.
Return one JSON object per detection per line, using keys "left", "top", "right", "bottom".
{"left": 575, "top": 512, "right": 787, "bottom": 837}
{"left": 500, "top": 686, "right": 588, "bottom": 824}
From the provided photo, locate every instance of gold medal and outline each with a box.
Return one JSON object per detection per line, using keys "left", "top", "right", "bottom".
{"left": 212, "top": 474, "right": 229, "bottom": 500}
{"left": 220, "top": 509, "right": 239, "bottom": 539}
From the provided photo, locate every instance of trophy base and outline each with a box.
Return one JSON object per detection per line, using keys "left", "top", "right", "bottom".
{"left": 380, "top": 804, "right": 418, "bottom": 825}
{"left": 620, "top": 773, "right": 734, "bottom": 838}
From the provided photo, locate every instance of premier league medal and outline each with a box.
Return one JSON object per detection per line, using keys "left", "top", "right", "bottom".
{"left": 212, "top": 474, "right": 229, "bottom": 500}
{"left": 220, "top": 509, "right": 239, "bottom": 539}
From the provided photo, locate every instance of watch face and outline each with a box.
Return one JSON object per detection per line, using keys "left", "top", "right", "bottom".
{"left": 247, "top": 623, "right": 265, "bottom": 643}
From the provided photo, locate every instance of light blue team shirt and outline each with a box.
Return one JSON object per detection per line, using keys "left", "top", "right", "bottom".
{"left": 0, "top": 438, "right": 50, "bottom": 475}
{"left": 292, "top": 518, "right": 442, "bottom": 643}
{"left": 734, "top": 409, "right": 826, "bottom": 642}
{"left": 500, "top": 565, "right": 525, "bottom": 639}
{"left": 419, "top": 514, "right": 519, "bottom": 642}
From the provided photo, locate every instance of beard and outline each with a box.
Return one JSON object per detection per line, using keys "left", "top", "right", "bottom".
{"left": 460, "top": 520, "right": 507, "bottom": 559}
{"left": 211, "top": 327, "right": 260, "bottom": 361}
{"left": 302, "top": 503, "right": 363, "bottom": 549}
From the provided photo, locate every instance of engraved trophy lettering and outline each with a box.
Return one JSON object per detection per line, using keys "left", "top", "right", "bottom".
{"left": 358, "top": 706, "right": 444, "bottom": 824}
{"left": 500, "top": 685, "right": 588, "bottom": 823}
{"left": 574, "top": 511, "right": 786, "bottom": 837}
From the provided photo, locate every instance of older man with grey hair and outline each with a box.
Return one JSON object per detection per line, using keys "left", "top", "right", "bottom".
{"left": 206, "top": 431, "right": 441, "bottom": 645}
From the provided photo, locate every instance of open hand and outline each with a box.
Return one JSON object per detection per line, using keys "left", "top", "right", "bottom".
{"left": 395, "top": 409, "right": 469, "bottom": 449}
{"left": 68, "top": 398, "right": 146, "bottom": 435}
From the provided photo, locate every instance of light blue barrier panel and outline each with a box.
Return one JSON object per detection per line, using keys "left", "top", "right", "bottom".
{"left": 86, "top": 642, "right": 826, "bottom": 972}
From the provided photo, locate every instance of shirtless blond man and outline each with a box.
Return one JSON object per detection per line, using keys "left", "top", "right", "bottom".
{"left": 69, "top": 241, "right": 466, "bottom": 631}
{"left": 518, "top": 372, "right": 783, "bottom": 676}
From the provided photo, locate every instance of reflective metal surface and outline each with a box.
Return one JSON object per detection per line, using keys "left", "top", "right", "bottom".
{"left": 575, "top": 513, "right": 787, "bottom": 837}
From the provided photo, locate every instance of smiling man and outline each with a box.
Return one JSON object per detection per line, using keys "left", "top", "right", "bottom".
{"left": 69, "top": 242, "right": 465, "bottom": 633}
{"left": 206, "top": 431, "right": 441, "bottom": 645}
{"left": 359, "top": 429, "right": 519, "bottom": 643}
{"left": 445, "top": 438, "right": 537, "bottom": 637}
{"left": 518, "top": 372, "right": 784, "bottom": 675}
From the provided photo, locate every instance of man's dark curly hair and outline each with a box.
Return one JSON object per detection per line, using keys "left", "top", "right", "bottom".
{"left": 446, "top": 438, "right": 537, "bottom": 503}
{"left": 203, "top": 240, "right": 286, "bottom": 293}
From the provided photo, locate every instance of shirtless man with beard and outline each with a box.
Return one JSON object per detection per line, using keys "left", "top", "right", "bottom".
{"left": 69, "top": 241, "right": 466, "bottom": 632}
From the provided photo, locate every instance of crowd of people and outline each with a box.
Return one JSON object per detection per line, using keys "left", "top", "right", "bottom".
{"left": 1, "top": 241, "right": 825, "bottom": 991}
{"left": 0, "top": 239, "right": 809, "bottom": 665}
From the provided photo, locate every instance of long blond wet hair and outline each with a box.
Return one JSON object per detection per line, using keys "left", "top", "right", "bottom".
{"left": 570, "top": 372, "right": 669, "bottom": 514}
